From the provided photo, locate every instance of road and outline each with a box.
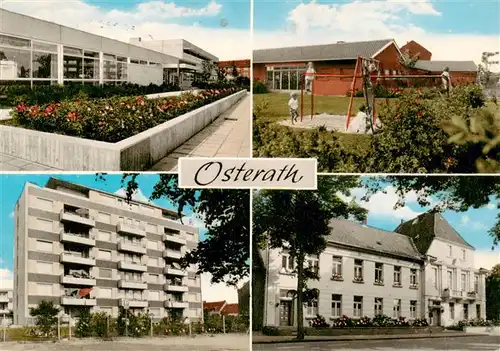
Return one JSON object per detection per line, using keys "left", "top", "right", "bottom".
{"left": 253, "top": 335, "right": 500, "bottom": 351}
{"left": 0, "top": 334, "right": 250, "bottom": 351}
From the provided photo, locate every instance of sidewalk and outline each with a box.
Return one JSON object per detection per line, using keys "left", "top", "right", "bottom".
{"left": 252, "top": 331, "right": 475, "bottom": 344}
{"left": 0, "top": 152, "right": 62, "bottom": 171}
{"left": 149, "top": 93, "right": 251, "bottom": 171}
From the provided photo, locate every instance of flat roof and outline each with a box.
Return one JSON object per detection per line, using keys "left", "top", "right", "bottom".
{"left": 0, "top": 8, "right": 179, "bottom": 65}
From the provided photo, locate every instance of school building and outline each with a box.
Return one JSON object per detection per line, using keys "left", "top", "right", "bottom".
{"left": 253, "top": 39, "right": 477, "bottom": 95}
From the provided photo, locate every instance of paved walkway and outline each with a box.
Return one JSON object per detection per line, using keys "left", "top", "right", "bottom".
{"left": 149, "top": 93, "right": 251, "bottom": 172}
{"left": 252, "top": 331, "right": 473, "bottom": 344}
{"left": 0, "top": 153, "right": 62, "bottom": 171}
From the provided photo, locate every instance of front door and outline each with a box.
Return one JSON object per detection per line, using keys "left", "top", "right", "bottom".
{"left": 279, "top": 300, "right": 292, "bottom": 326}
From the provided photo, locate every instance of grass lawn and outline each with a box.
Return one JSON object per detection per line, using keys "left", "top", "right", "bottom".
{"left": 253, "top": 92, "right": 374, "bottom": 155}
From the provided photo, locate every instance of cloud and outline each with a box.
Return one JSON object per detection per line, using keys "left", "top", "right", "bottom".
{"left": 114, "top": 188, "right": 151, "bottom": 204}
{"left": 254, "top": 0, "right": 500, "bottom": 71}
{"left": 486, "top": 203, "right": 497, "bottom": 210}
{"left": 0, "top": 269, "right": 13, "bottom": 290}
{"left": 3, "top": 0, "right": 250, "bottom": 60}
{"left": 339, "top": 185, "right": 425, "bottom": 222}
{"left": 9, "top": 211, "right": 14, "bottom": 219}
{"left": 201, "top": 273, "right": 245, "bottom": 303}
{"left": 461, "top": 215, "right": 470, "bottom": 225}
{"left": 179, "top": 213, "right": 206, "bottom": 230}
{"left": 474, "top": 249, "right": 500, "bottom": 270}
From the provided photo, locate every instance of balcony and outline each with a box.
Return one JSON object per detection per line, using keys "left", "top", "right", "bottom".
{"left": 0, "top": 295, "right": 9, "bottom": 303}
{"left": 118, "top": 240, "right": 146, "bottom": 255}
{"left": 164, "top": 284, "right": 189, "bottom": 292}
{"left": 118, "top": 279, "right": 147, "bottom": 290}
{"left": 164, "top": 300, "right": 189, "bottom": 309}
{"left": 116, "top": 222, "right": 146, "bottom": 237}
{"left": 163, "top": 267, "right": 187, "bottom": 277}
{"left": 466, "top": 291, "right": 479, "bottom": 300}
{"left": 163, "top": 249, "right": 182, "bottom": 260}
{"left": 60, "top": 231, "right": 95, "bottom": 247}
{"left": 60, "top": 275, "right": 96, "bottom": 286}
{"left": 60, "top": 253, "right": 95, "bottom": 266}
{"left": 118, "top": 261, "right": 147, "bottom": 272}
{"left": 61, "top": 297, "right": 97, "bottom": 306}
{"left": 0, "top": 308, "right": 9, "bottom": 314}
{"left": 163, "top": 233, "right": 186, "bottom": 245}
{"left": 60, "top": 209, "right": 95, "bottom": 227}
{"left": 119, "top": 299, "right": 148, "bottom": 308}
{"left": 442, "top": 289, "right": 464, "bottom": 300}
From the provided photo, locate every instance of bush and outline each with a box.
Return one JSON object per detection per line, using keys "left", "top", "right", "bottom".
{"left": 29, "top": 300, "right": 59, "bottom": 337}
{"left": 75, "top": 308, "right": 92, "bottom": 337}
{"left": 309, "top": 314, "right": 330, "bottom": 327}
{"left": 91, "top": 312, "right": 112, "bottom": 337}
{"left": 411, "top": 318, "right": 429, "bottom": 327}
{"left": 0, "top": 82, "right": 181, "bottom": 107}
{"left": 11, "top": 87, "right": 241, "bottom": 143}
{"left": 253, "top": 80, "right": 268, "bottom": 94}
{"left": 262, "top": 326, "right": 281, "bottom": 336}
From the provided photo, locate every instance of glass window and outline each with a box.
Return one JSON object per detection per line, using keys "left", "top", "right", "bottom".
{"left": 306, "top": 298, "right": 318, "bottom": 316}
{"left": 410, "top": 300, "right": 417, "bottom": 318}
{"left": 32, "top": 41, "right": 57, "bottom": 53}
{"left": 410, "top": 269, "right": 417, "bottom": 286}
{"left": 32, "top": 52, "right": 57, "bottom": 79}
{"left": 103, "top": 59, "right": 117, "bottom": 80}
{"left": 0, "top": 34, "right": 30, "bottom": 49}
{"left": 131, "top": 59, "right": 139, "bottom": 64}
{"left": 117, "top": 62, "right": 128, "bottom": 80}
{"left": 331, "top": 294, "right": 341, "bottom": 318}
{"left": 0, "top": 47, "right": 31, "bottom": 78}
{"left": 393, "top": 266, "right": 401, "bottom": 285}
{"left": 117, "top": 56, "right": 127, "bottom": 62}
{"left": 393, "top": 299, "right": 401, "bottom": 318}
{"left": 140, "top": 60, "right": 147, "bottom": 65}
{"left": 64, "top": 55, "right": 83, "bottom": 79}
{"left": 374, "top": 297, "right": 383, "bottom": 316}
{"left": 103, "top": 53, "right": 116, "bottom": 61}
{"left": 375, "top": 263, "right": 383, "bottom": 284}
{"left": 354, "top": 259, "right": 363, "bottom": 281}
{"left": 84, "top": 51, "right": 99, "bottom": 58}
{"left": 332, "top": 256, "right": 342, "bottom": 278}
{"left": 83, "top": 57, "right": 99, "bottom": 80}
{"left": 353, "top": 296, "right": 363, "bottom": 317}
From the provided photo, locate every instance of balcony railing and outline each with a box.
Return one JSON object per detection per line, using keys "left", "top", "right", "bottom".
{"left": 118, "top": 279, "right": 148, "bottom": 290}
{"left": 117, "top": 240, "right": 147, "bottom": 255}
{"left": 442, "top": 289, "right": 464, "bottom": 299}
{"left": 163, "top": 267, "right": 187, "bottom": 277}
{"left": 116, "top": 222, "right": 146, "bottom": 237}
{"left": 0, "top": 295, "right": 9, "bottom": 303}
{"left": 60, "top": 252, "right": 96, "bottom": 266}
{"left": 60, "top": 230, "right": 95, "bottom": 247}
{"left": 119, "top": 299, "right": 148, "bottom": 308}
{"left": 164, "top": 300, "right": 189, "bottom": 309}
{"left": 164, "top": 284, "right": 189, "bottom": 292}
{"left": 60, "top": 209, "right": 95, "bottom": 227}
{"left": 163, "top": 233, "right": 186, "bottom": 245}
{"left": 467, "top": 291, "right": 479, "bottom": 300}
{"left": 163, "top": 249, "right": 182, "bottom": 260}
{"left": 61, "top": 296, "right": 97, "bottom": 306}
{"left": 60, "top": 274, "right": 96, "bottom": 286}
{"left": 118, "top": 261, "right": 147, "bottom": 272}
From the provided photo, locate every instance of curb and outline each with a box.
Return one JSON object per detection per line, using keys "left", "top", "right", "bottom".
{"left": 252, "top": 333, "right": 478, "bottom": 344}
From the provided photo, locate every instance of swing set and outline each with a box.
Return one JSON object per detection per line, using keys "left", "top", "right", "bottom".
{"left": 299, "top": 56, "right": 444, "bottom": 132}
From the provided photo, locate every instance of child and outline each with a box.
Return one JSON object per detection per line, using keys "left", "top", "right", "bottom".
{"left": 441, "top": 67, "right": 452, "bottom": 95}
{"left": 288, "top": 92, "right": 299, "bottom": 124}
{"left": 305, "top": 62, "right": 316, "bottom": 94}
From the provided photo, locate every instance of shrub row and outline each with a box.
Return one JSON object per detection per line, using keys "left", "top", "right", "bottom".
{"left": 309, "top": 314, "right": 429, "bottom": 328}
{"left": 0, "top": 82, "right": 181, "bottom": 107}
{"left": 254, "top": 84, "right": 497, "bottom": 173}
{"left": 11, "top": 87, "right": 241, "bottom": 143}
{"left": 446, "top": 318, "right": 500, "bottom": 331}
{"left": 347, "top": 86, "right": 443, "bottom": 99}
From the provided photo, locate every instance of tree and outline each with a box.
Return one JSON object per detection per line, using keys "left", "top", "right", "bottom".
{"left": 253, "top": 176, "right": 366, "bottom": 340}
{"left": 231, "top": 61, "right": 239, "bottom": 78}
{"left": 364, "top": 176, "right": 500, "bottom": 246}
{"left": 29, "top": 300, "right": 60, "bottom": 337}
{"left": 103, "top": 174, "right": 249, "bottom": 286}
{"left": 486, "top": 264, "right": 500, "bottom": 321}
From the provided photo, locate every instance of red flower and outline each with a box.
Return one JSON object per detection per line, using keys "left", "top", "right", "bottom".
{"left": 16, "top": 104, "right": 26, "bottom": 113}
{"left": 416, "top": 111, "right": 423, "bottom": 118}
{"left": 67, "top": 111, "right": 78, "bottom": 121}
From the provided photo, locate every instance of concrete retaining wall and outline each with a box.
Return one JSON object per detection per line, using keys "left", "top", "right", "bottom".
{"left": 0, "top": 90, "right": 246, "bottom": 171}
{"left": 0, "top": 109, "right": 11, "bottom": 121}
{"left": 464, "top": 326, "right": 500, "bottom": 336}
{"left": 277, "top": 326, "right": 444, "bottom": 336}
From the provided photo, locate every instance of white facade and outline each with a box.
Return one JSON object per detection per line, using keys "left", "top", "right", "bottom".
{"left": 0, "top": 8, "right": 180, "bottom": 87}
{"left": 423, "top": 239, "right": 487, "bottom": 326}
{"left": 263, "top": 245, "right": 423, "bottom": 327}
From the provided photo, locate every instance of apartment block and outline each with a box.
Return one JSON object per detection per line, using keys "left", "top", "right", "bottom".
{"left": 261, "top": 213, "right": 488, "bottom": 328}
{"left": 0, "top": 289, "right": 13, "bottom": 323}
{"left": 13, "top": 178, "right": 202, "bottom": 325}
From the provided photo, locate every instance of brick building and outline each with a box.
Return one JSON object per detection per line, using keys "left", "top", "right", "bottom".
{"left": 253, "top": 39, "right": 477, "bottom": 95}
{"left": 218, "top": 59, "right": 250, "bottom": 78}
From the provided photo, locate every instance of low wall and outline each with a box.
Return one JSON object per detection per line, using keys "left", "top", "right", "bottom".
{"left": 0, "top": 90, "right": 246, "bottom": 171}
{"left": 278, "top": 326, "right": 444, "bottom": 336}
{"left": 0, "top": 108, "right": 11, "bottom": 120}
{"left": 464, "top": 326, "right": 500, "bottom": 336}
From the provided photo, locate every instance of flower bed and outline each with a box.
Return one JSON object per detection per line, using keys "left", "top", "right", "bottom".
{"left": 10, "top": 87, "right": 240, "bottom": 143}
{"left": 309, "top": 314, "right": 429, "bottom": 328}
{"left": 0, "top": 82, "right": 181, "bottom": 107}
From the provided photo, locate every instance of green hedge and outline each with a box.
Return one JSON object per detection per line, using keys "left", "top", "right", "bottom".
{"left": 11, "top": 87, "right": 241, "bottom": 142}
{"left": 0, "top": 82, "right": 181, "bottom": 107}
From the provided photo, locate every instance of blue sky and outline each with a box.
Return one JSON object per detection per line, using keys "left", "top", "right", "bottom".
{"left": 0, "top": 174, "right": 208, "bottom": 274}
{"left": 253, "top": 0, "right": 500, "bottom": 69}
{"left": 2, "top": 0, "right": 251, "bottom": 60}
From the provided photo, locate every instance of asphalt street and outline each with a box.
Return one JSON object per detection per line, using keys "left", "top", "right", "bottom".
{"left": 252, "top": 335, "right": 500, "bottom": 351}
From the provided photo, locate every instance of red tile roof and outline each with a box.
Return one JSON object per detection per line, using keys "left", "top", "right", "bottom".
{"left": 203, "top": 300, "right": 226, "bottom": 312}
{"left": 222, "top": 303, "right": 239, "bottom": 315}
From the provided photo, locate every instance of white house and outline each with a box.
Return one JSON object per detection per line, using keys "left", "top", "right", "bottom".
{"left": 260, "top": 212, "right": 489, "bottom": 328}
{"left": 396, "top": 212, "right": 488, "bottom": 326}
